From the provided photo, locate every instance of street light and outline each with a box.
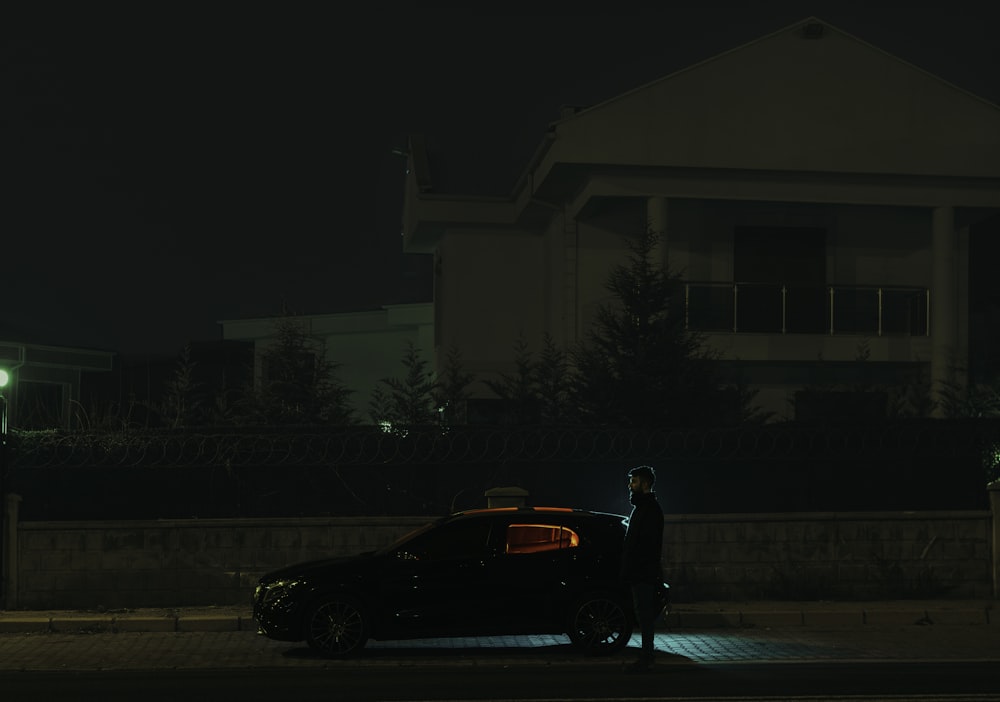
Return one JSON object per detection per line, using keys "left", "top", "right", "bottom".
{"left": 0, "top": 368, "right": 6, "bottom": 439}
{"left": 0, "top": 367, "right": 7, "bottom": 608}
{"left": 0, "top": 368, "right": 7, "bottom": 436}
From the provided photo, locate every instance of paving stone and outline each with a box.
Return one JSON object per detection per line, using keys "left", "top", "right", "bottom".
{"left": 862, "top": 609, "right": 929, "bottom": 626}
{"left": 675, "top": 611, "right": 742, "bottom": 628}
{"left": 802, "top": 610, "right": 865, "bottom": 627}
{"left": 0, "top": 618, "right": 50, "bottom": 633}
{"left": 177, "top": 615, "right": 242, "bottom": 632}
{"left": 115, "top": 617, "right": 177, "bottom": 633}
{"left": 49, "top": 617, "right": 113, "bottom": 634}
{"left": 740, "top": 610, "right": 803, "bottom": 627}
{"left": 924, "top": 608, "right": 990, "bottom": 625}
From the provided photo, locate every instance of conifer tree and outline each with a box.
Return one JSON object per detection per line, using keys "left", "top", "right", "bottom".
{"left": 570, "top": 229, "right": 734, "bottom": 427}
{"left": 483, "top": 333, "right": 539, "bottom": 425}
{"left": 371, "top": 341, "right": 438, "bottom": 427}
{"left": 160, "top": 343, "right": 204, "bottom": 427}
{"left": 255, "top": 318, "right": 355, "bottom": 425}
{"left": 434, "top": 344, "right": 475, "bottom": 427}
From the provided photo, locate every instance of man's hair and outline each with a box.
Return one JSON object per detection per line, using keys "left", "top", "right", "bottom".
{"left": 628, "top": 464, "right": 656, "bottom": 487}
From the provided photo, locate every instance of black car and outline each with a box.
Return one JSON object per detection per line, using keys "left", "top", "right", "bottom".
{"left": 253, "top": 506, "right": 639, "bottom": 657}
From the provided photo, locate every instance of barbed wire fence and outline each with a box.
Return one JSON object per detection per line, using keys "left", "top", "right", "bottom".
{"left": 6, "top": 421, "right": 1000, "bottom": 519}
{"left": 10, "top": 421, "right": 1000, "bottom": 468}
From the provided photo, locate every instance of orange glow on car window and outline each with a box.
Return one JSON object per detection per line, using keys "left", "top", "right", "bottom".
{"left": 505, "top": 524, "right": 580, "bottom": 554}
{"left": 531, "top": 507, "right": 574, "bottom": 512}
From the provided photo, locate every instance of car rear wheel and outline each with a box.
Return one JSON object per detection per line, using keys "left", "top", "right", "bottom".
{"left": 304, "top": 596, "right": 369, "bottom": 657}
{"left": 567, "top": 592, "right": 632, "bottom": 656}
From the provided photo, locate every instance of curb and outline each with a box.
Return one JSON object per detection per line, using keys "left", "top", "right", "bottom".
{"left": 0, "top": 614, "right": 253, "bottom": 634}
{"left": 661, "top": 606, "right": 995, "bottom": 629}
{"left": 1, "top": 606, "right": 994, "bottom": 635}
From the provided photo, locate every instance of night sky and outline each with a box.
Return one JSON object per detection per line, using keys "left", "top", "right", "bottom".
{"left": 4, "top": 5, "right": 998, "bottom": 358}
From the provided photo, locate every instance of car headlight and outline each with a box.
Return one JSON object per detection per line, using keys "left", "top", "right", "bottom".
{"left": 257, "top": 579, "right": 304, "bottom": 606}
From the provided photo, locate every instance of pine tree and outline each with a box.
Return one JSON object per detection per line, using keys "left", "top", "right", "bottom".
{"left": 255, "top": 318, "right": 355, "bottom": 426}
{"left": 570, "top": 229, "right": 730, "bottom": 428}
{"left": 434, "top": 344, "right": 475, "bottom": 427}
{"left": 483, "top": 333, "right": 539, "bottom": 425}
{"left": 371, "top": 341, "right": 438, "bottom": 427}
{"left": 535, "top": 333, "right": 572, "bottom": 425}
{"left": 160, "top": 343, "right": 204, "bottom": 428}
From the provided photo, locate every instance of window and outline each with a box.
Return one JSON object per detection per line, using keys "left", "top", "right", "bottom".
{"left": 398, "top": 520, "right": 493, "bottom": 561}
{"left": 734, "top": 226, "right": 827, "bottom": 333}
{"left": 505, "top": 524, "right": 580, "bottom": 555}
{"left": 16, "top": 380, "right": 67, "bottom": 430}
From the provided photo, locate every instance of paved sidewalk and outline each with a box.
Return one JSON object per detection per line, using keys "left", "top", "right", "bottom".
{"left": 0, "top": 599, "right": 994, "bottom": 634}
{"left": 0, "top": 600, "right": 995, "bottom": 671}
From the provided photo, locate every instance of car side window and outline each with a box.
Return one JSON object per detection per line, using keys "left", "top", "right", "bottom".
{"left": 505, "top": 523, "right": 580, "bottom": 555}
{"left": 397, "top": 520, "right": 493, "bottom": 562}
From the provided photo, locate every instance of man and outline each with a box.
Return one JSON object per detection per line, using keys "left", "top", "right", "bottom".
{"left": 621, "top": 464, "right": 664, "bottom": 673}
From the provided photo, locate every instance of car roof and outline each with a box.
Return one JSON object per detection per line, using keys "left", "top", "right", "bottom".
{"left": 451, "top": 506, "right": 624, "bottom": 520}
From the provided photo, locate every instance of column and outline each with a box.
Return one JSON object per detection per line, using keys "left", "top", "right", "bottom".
{"left": 565, "top": 212, "right": 579, "bottom": 344}
{"left": 647, "top": 196, "right": 669, "bottom": 271}
{"left": 930, "top": 206, "right": 958, "bottom": 417}
{"left": 2, "top": 493, "right": 21, "bottom": 609}
{"left": 990, "top": 481, "right": 1000, "bottom": 598}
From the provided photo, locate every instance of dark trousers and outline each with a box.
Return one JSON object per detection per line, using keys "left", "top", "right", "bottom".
{"left": 630, "top": 582, "right": 657, "bottom": 660}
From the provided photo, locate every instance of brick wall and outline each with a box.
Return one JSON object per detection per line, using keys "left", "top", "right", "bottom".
{"left": 6, "top": 510, "right": 995, "bottom": 609}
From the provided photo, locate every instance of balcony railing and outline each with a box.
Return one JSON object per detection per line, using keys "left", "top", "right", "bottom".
{"left": 683, "top": 282, "right": 929, "bottom": 336}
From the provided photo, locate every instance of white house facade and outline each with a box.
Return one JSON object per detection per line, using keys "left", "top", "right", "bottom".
{"left": 219, "top": 303, "right": 434, "bottom": 421}
{"left": 0, "top": 341, "right": 115, "bottom": 430}
{"left": 401, "top": 17, "right": 1000, "bottom": 421}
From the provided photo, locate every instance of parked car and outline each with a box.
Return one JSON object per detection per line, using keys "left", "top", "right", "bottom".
{"left": 253, "top": 506, "right": 642, "bottom": 657}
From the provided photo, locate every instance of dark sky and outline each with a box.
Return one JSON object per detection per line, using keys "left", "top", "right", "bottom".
{"left": 4, "top": 5, "right": 998, "bottom": 357}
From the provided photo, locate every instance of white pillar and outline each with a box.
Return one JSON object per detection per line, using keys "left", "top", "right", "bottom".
{"left": 990, "top": 481, "right": 1000, "bottom": 597}
{"left": 647, "top": 197, "right": 669, "bottom": 271}
{"left": 2, "top": 493, "right": 21, "bottom": 610}
{"left": 931, "top": 206, "right": 958, "bottom": 417}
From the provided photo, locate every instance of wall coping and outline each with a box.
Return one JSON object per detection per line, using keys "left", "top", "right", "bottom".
{"left": 16, "top": 510, "right": 990, "bottom": 531}
{"left": 17, "top": 516, "right": 433, "bottom": 531}
{"left": 666, "top": 510, "right": 991, "bottom": 524}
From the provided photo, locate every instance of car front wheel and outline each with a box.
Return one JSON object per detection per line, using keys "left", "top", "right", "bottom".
{"left": 304, "top": 596, "right": 369, "bottom": 657}
{"left": 567, "top": 592, "right": 633, "bottom": 656}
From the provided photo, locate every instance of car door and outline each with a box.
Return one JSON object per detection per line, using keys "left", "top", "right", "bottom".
{"left": 377, "top": 517, "right": 497, "bottom": 637}
{"left": 484, "top": 516, "right": 586, "bottom": 633}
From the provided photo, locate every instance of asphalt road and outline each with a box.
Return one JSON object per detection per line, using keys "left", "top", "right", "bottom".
{"left": 0, "top": 613, "right": 997, "bottom": 701}
{"left": 0, "top": 661, "right": 998, "bottom": 701}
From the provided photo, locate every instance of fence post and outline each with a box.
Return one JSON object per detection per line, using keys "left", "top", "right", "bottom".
{"left": 2, "top": 493, "right": 21, "bottom": 610}
{"left": 990, "top": 481, "right": 1000, "bottom": 599}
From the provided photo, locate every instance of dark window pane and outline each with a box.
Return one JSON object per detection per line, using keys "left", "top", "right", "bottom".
{"left": 686, "top": 284, "right": 733, "bottom": 331}
{"left": 737, "top": 284, "right": 782, "bottom": 332}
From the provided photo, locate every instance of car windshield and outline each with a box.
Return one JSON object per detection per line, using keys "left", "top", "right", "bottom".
{"left": 376, "top": 518, "right": 443, "bottom": 555}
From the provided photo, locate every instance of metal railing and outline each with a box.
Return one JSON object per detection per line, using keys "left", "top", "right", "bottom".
{"left": 683, "top": 282, "right": 929, "bottom": 336}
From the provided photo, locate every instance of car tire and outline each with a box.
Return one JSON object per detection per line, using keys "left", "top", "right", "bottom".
{"left": 304, "top": 595, "right": 369, "bottom": 658}
{"left": 567, "top": 592, "right": 633, "bottom": 656}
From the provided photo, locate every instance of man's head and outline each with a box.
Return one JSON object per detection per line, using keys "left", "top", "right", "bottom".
{"left": 627, "top": 465, "right": 656, "bottom": 495}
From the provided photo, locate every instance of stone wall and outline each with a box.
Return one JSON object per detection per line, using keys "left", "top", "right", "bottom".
{"left": 663, "top": 511, "right": 993, "bottom": 601}
{"left": 5, "top": 506, "right": 994, "bottom": 609}
{"left": 10, "top": 516, "right": 428, "bottom": 609}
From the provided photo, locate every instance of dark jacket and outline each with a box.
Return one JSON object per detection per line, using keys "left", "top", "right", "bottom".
{"left": 621, "top": 491, "right": 664, "bottom": 585}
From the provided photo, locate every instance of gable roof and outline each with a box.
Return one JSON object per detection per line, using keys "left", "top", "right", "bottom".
{"left": 519, "top": 16, "right": 1000, "bottom": 194}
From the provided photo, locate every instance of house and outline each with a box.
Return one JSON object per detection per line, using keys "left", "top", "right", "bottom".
{"left": 219, "top": 303, "right": 434, "bottom": 422}
{"left": 0, "top": 340, "right": 115, "bottom": 431}
{"left": 401, "top": 17, "right": 1000, "bottom": 422}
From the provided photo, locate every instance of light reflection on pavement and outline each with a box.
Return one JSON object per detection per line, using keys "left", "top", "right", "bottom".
{"left": 0, "top": 626, "right": 998, "bottom": 671}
